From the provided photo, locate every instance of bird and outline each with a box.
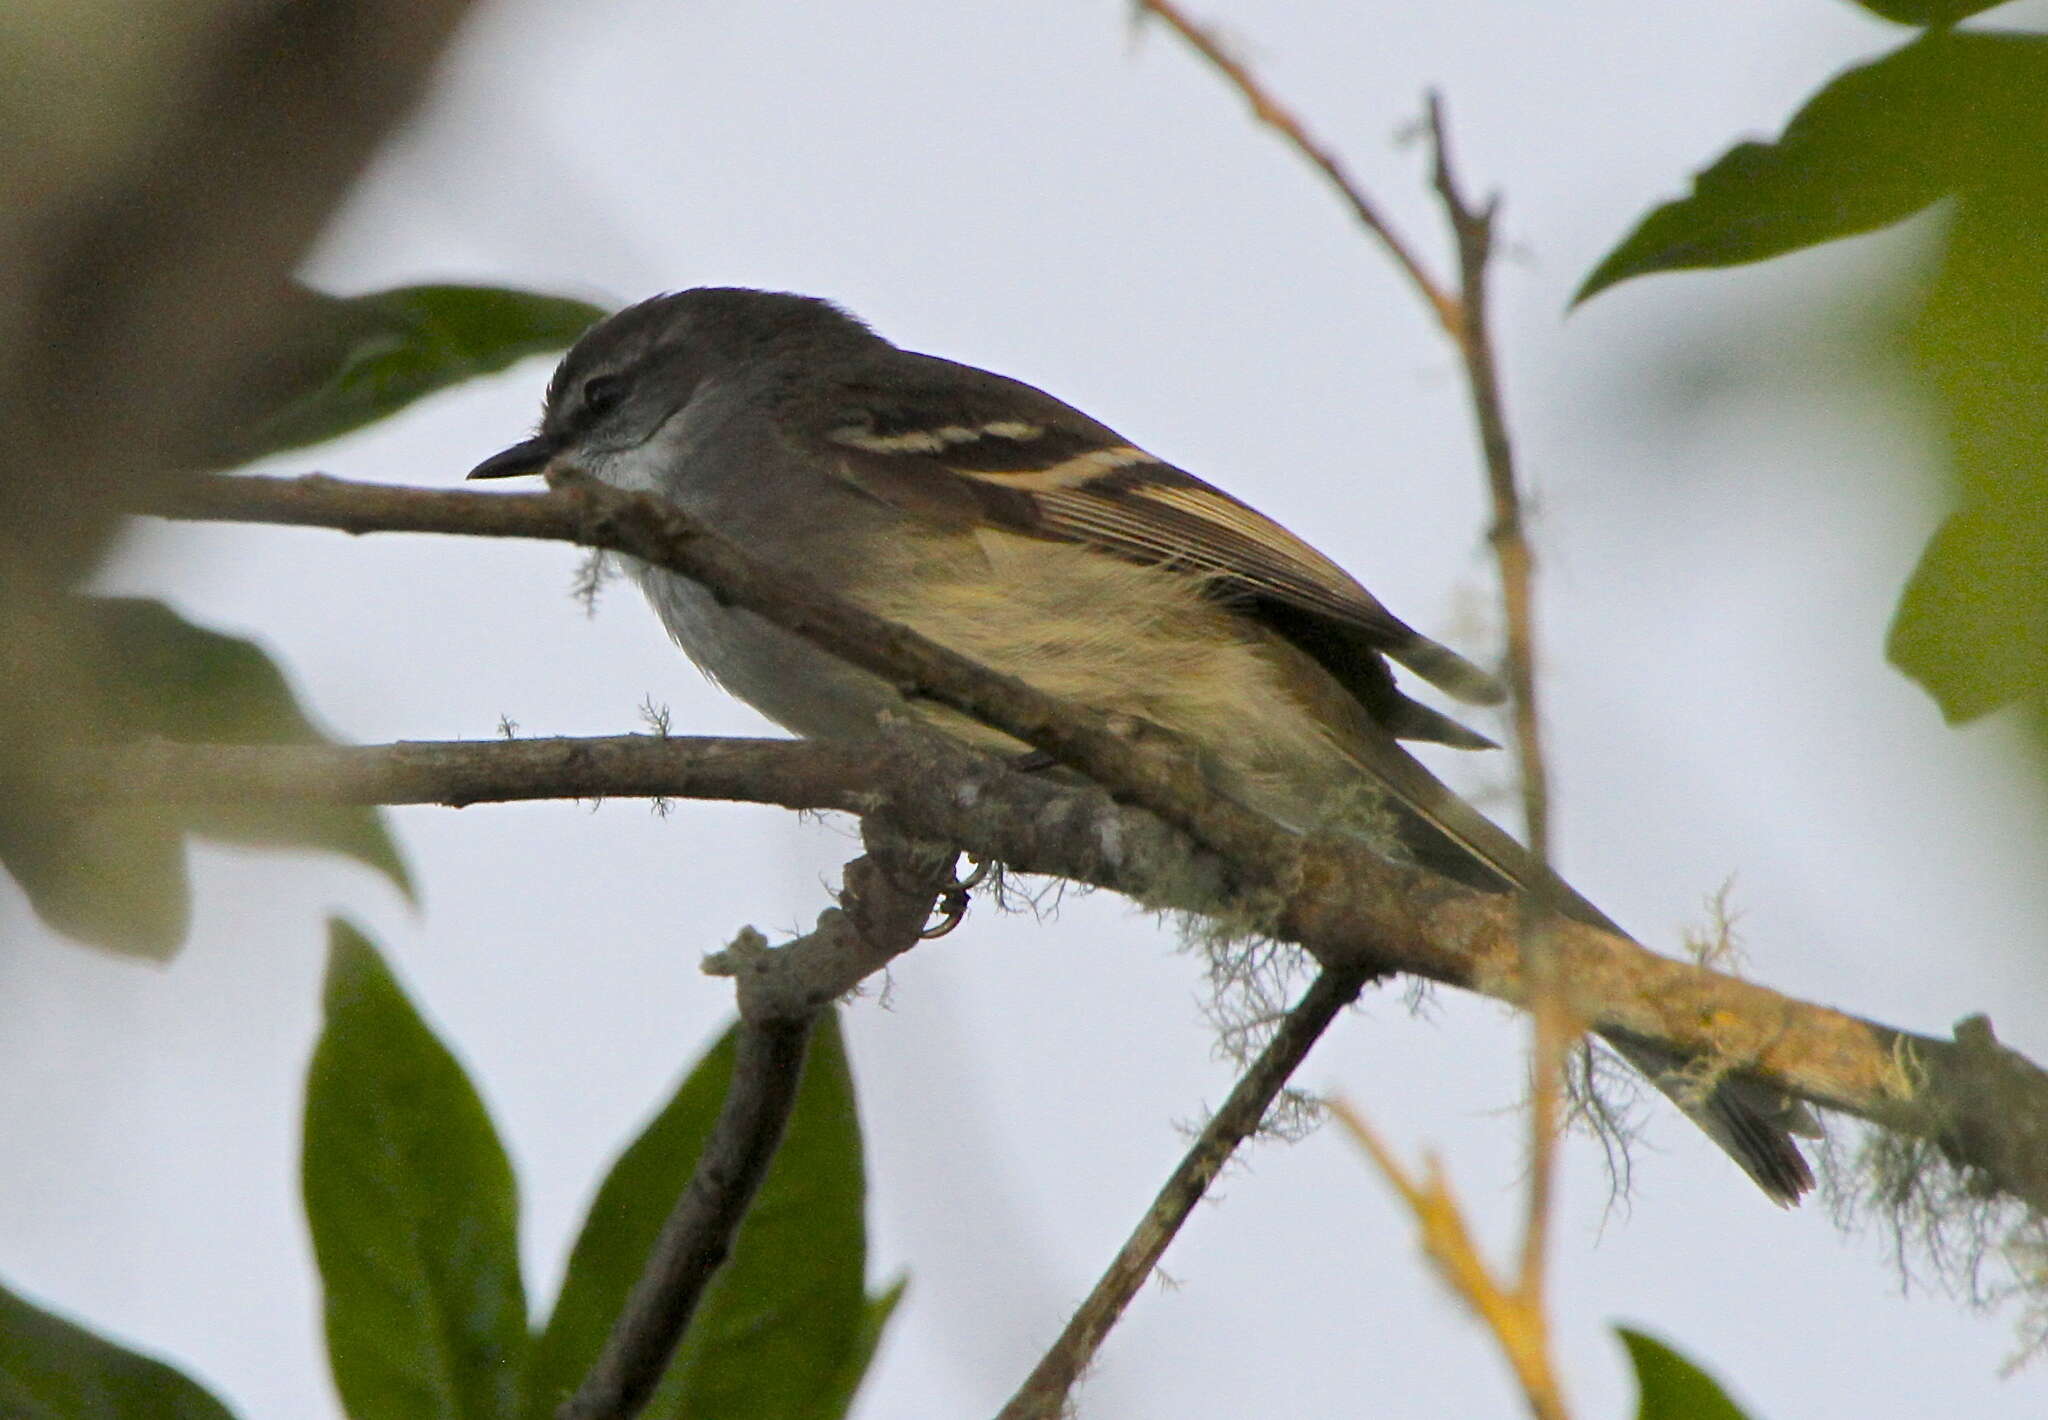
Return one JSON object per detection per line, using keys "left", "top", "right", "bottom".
{"left": 469, "top": 286, "right": 1816, "bottom": 1203}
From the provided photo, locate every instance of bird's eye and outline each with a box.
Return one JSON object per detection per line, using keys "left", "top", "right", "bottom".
{"left": 581, "top": 373, "right": 625, "bottom": 418}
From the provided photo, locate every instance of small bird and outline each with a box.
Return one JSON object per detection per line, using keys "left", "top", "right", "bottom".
{"left": 470, "top": 287, "right": 1815, "bottom": 1203}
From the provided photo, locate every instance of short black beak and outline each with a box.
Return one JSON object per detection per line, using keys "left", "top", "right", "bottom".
{"left": 467, "top": 434, "right": 559, "bottom": 481}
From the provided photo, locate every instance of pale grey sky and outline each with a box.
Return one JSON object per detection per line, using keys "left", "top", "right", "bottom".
{"left": 6, "top": 2, "right": 2048, "bottom": 1416}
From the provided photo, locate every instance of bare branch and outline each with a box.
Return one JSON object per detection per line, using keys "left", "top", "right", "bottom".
{"left": 1418, "top": 90, "right": 1567, "bottom": 1305}
{"left": 130, "top": 474, "right": 2048, "bottom": 1216}
{"left": 1139, "top": 12, "right": 1591, "bottom": 1307}
{"left": 1423, "top": 95, "right": 1543, "bottom": 859}
{"left": 1128, "top": 9, "right": 1576, "bottom": 1292}
{"left": 558, "top": 1016, "right": 810, "bottom": 1420}
{"left": 1331, "top": 1099, "right": 1572, "bottom": 1420}
{"left": 996, "top": 964, "right": 1376, "bottom": 1420}
{"left": 144, "top": 471, "right": 1297, "bottom": 884}
{"left": 559, "top": 824, "right": 955, "bottom": 1420}
{"left": 1130, "top": 0, "right": 1463, "bottom": 334}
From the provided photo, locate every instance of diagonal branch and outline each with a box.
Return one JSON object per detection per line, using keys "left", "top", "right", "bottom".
{"left": 994, "top": 963, "right": 1377, "bottom": 1420}
{"left": 1131, "top": 0, "right": 1462, "bottom": 332}
{"left": 1420, "top": 91, "right": 1567, "bottom": 1306}
{"left": 1332, "top": 1098, "right": 1571, "bottom": 1420}
{"left": 145, "top": 470, "right": 1297, "bottom": 886}
{"left": 558, "top": 821, "right": 955, "bottom": 1420}
{"left": 1131, "top": 2, "right": 1574, "bottom": 1313}
{"left": 558, "top": 1016, "right": 812, "bottom": 1420}
{"left": 130, "top": 476, "right": 2048, "bottom": 1213}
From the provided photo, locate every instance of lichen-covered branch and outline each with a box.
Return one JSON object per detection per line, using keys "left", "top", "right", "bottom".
{"left": 67, "top": 719, "right": 2048, "bottom": 1217}
{"left": 131, "top": 474, "right": 2048, "bottom": 1213}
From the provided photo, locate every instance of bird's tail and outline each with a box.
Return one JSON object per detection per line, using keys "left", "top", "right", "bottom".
{"left": 1339, "top": 729, "right": 1818, "bottom": 1205}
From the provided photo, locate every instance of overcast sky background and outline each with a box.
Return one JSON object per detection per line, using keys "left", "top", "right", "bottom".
{"left": 6, "top": 1, "right": 2048, "bottom": 1416}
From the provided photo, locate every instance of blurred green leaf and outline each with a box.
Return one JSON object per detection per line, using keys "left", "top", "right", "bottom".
{"left": 1848, "top": 0, "right": 2015, "bottom": 23}
{"left": 2, "top": 282, "right": 592, "bottom": 950}
{"left": 0, "top": 1277, "right": 240, "bottom": 1420}
{"left": 1576, "top": 32, "right": 2048, "bottom": 304}
{"left": 304, "top": 921, "right": 527, "bottom": 1420}
{"left": 522, "top": 1013, "right": 894, "bottom": 1420}
{"left": 1577, "top": 27, "right": 2048, "bottom": 743}
{"left": 1890, "top": 504, "right": 2048, "bottom": 725}
{"left": 0, "top": 807, "right": 190, "bottom": 961}
{"left": 817, "top": 1276, "right": 907, "bottom": 1420}
{"left": 214, "top": 283, "right": 607, "bottom": 467}
{"left": 1618, "top": 1327, "right": 1754, "bottom": 1420}
{"left": 1889, "top": 179, "right": 2048, "bottom": 736}
{"left": 85, "top": 598, "right": 414, "bottom": 891}
{"left": 0, "top": 598, "right": 410, "bottom": 957}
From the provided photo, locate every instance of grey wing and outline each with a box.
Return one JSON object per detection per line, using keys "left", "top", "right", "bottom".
{"left": 805, "top": 353, "right": 1506, "bottom": 717}
{"left": 807, "top": 351, "right": 1815, "bottom": 1204}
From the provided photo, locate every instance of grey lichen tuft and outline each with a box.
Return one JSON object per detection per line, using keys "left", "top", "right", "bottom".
{"left": 1825, "top": 1125, "right": 2048, "bottom": 1370}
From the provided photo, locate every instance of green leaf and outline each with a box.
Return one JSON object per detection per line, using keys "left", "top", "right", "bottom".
{"left": 86, "top": 598, "right": 413, "bottom": 892}
{"left": 817, "top": 1276, "right": 907, "bottom": 1420}
{"left": 523, "top": 1013, "right": 894, "bottom": 1420}
{"left": 1847, "top": 0, "right": 2014, "bottom": 24}
{"left": 1571, "top": 28, "right": 2048, "bottom": 743}
{"left": 1887, "top": 173, "right": 2048, "bottom": 734}
{"left": 0, "top": 598, "right": 411, "bottom": 958}
{"left": 1890, "top": 505, "right": 2048, "bottom": 725}
{"left": 0, "top": 1276, "right": 240, "bottom": 1420}
{"left": 1617, "top": 1327, "right": 1755, "bottom": 1420}
{"left": 1576, "top": 32, "right": 2048, "bottom": 304}
{"left": 0, "top": 808, "right": 191, "bottom": 961}
{"left": 215, "top": 283, "right": 608, "bottom": 466}
{"left": 304, "top": 921, "right": 527, "bottom": 1420}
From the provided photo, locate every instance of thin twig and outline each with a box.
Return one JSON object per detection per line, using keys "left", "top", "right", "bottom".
{"left": 1419, "top": 92, "right": 1566, "bottom": 1306}
{"left": 1148, "top": 20, "right": 1580, "bottom": 1307}
{"left": 1138, "top": 0, "right": 1573, "bottom": 1332}
{"left": 995, "top": 964, "right": 1377, "bottom": 1420}
{"left": 1422, "top": 95, "right": 1547, "bottom": 870}
{"left": 1330, "top": 1099, "right": 1571, "bottom": 1420}
{"left": 558, "top": 1018, "right": 812, "bottom": 1420}
{"left": 1131, "top": 0, "right": 1463, "bottom": 334}
{"left": 559, "top": 825, "right": 955, "bottom": 1420}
